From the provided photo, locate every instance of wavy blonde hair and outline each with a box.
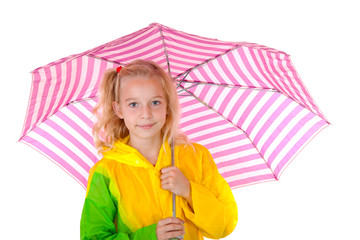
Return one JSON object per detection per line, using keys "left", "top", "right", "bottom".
{"left": 92, "top": 59, "right": 187, "bottom": 152}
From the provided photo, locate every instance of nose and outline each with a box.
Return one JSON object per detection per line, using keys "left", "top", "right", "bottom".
{"left": 140, "top": 105, "right": 152, "bottom": 119}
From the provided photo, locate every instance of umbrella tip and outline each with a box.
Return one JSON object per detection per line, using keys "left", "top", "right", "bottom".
{"left": 149, "top": 22, "right": 161, "bottom": 27}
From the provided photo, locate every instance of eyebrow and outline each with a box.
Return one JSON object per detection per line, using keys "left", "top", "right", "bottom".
{"left": 124, "top": 96, "right": 165, "bottom": 102}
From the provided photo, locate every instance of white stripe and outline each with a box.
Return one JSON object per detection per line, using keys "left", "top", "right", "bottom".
{"left": 264, "top": 107, "right": 309, "bottom": 161}
{"left": 243, "top": 47, "right": 273, "bottom": 88}
{"left": 232, "top": 49, "right": 260, "bottom": 87}
{"left": 249, "top": 93, "right": 286, "bottom": 140}
{"left": 52, "top": 114, "right": 98, "bottom": 165}
{"left": 207, "top": 140, "right": 250, "bottom": 155}
{"left": 214, "top": 148, "right": 261, "bottom": 163}
{"left": 232, "top": 90, "right": 258, "bottom": 126}
{"left": 242, "top": 91, "right": 272, "bottom": 132}
{"left": 187, "top": 123, "right": 230, "bottom": 140}
{"left": 27, "top": 130, "right": 89, "bottom": 179}
{"left": 72, "top": 57, "right": 88, "bottom": 101}
{"left": 222, "top": 89, "right": 245, "bottom": 119}
{"left": 41, "top": 122, "right": 93, "bottom": 168}
{"left": 212, "top": 87, "right": 231, "bottom": 110}
{"left": 222, "top": 54, "right": 248, "bottom": 86}
{"left": 271, "top": 113, "right": 321, "bottom": 170}
{"left": 217, "top": 157, "right": 268, "bottom": 174}
{"left": 97, "top": 29, "right": 160, "bottom": 58}
{"left": 223, "top": 169, "right": 273, "bottom": 183}
{"left": 29, "top": 68, "right": 46, "bottom": 131}
{"left": 181, "top": 117, "right": 221, "bottom": 133}
{"left": 164, "top": 31, "right": 232, "bottom": 51}
{"left": 212, "top": 59, "right": 236, "bottom": 85}
{"left": 256, "top": 98, "right": 297, "bottom": 151}
{"left": 195, "top": 130, "right": 244, "bottom": 146}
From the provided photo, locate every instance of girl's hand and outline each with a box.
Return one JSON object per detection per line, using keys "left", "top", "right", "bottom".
{"left": 160, "top": 167, "right": 191, "bottom": 200}
{"left": 156, "top": 217, "right": 185, "bottom": 240}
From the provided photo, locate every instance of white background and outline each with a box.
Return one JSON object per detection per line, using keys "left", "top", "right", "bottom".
{"left": 1, "top": 0, "right": 359, "bottom": 239}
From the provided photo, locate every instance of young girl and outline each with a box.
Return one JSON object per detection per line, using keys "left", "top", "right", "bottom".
{"left": 80, "top": 59, "right": 238, "bottom": 240}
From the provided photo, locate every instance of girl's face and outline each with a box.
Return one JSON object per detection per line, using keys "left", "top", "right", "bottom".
{"left": 114, "top": 76, "right": 167, "bottom": 143}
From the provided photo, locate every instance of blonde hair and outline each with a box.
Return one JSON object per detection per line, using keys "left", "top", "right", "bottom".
{"left": 92, "top": 59, "right": 187, "bottom": 152}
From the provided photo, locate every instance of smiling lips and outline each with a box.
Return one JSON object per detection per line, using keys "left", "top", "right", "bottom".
{"left": 137, "top": 123, "right": 155, "bottom": 129}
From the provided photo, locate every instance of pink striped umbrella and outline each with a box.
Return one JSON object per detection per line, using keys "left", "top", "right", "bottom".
{"left": 19, "top": 23, "right": 329, "bottom": 190}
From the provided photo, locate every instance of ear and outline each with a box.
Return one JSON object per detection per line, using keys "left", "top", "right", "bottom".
{"left": 112, "top": 102, "right": 124, "bottom": 119}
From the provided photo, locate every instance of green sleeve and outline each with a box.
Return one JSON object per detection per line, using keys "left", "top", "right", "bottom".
{"left": 80, "top": 169, "right": 158, "bottom": 240}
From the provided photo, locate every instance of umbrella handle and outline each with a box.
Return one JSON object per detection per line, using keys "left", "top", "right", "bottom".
{"left": 171, "top": 140, "right": 183, "bottom": 240}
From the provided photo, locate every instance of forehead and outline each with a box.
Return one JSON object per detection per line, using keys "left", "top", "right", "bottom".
{"left": 120, "top": 77, "right": 165, "bottom": 98}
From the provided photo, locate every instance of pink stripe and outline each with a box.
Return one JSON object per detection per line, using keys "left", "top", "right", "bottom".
{"left": 227, "top": 89, "right": 252, "bottom": 122}
{"left": 167, "top": 44, "right": 217, "bottom": 58}
{"left": 276, "top": 55, "right": 309, "bottom": 110}
{"left": 109, "top": 46, "right": 165, "bottom": 64}
{"left": 260, "top": 105, "right": 304, "bottom": 158}
{"left": 190, "top": 127, "right": 246, "bottom": 143}
{"left": 246, "top": 93, "right": 281, "bottom": 136}
{"left": 227, "top": 51, "right": 254, "bottom": 86}
{"left": 164, "top": 35, "right": 232, "bottom": 53}
{"left": 56, "top": 111, "right": 94, "bottom": 145}
{"left": 21, "top": 71, "right": 41, "bottom": 137}
{"left": 166, "top": 55, "right": 200, "bottom": 69}
{"left": 179, "top": 98, "right": 199, "bottom": 108}
{"left": 217, "top": 88, "right": 238, "bottom": 115}
{"left": 183, "top": 119, "right": 226, "bottom": 136}
{"left": 216, "top": 57, "right": 239, "bottom": 86}
{"left": 180, "top": 112, "right": 219, "bottom": 129}
{"left": 35, "top": 68, "right": 53, "bottom": 128}
{"left": 180, "top": 105, "right": 207, "bottom": 119}
{"left": 201, "top": 134, "right": 247, "bottom": 149}
{"left": 285, "top": 56, "right": 323, "bottom": 118}
{"left": 207, "top": 61, "right": 228, "bottom": 85}
{"left": 274, "top": 119, "right": 327, "bottom": 177}
{"left": 266, "top": 52, "right": 296, "bottom": 99}
{"left": 164, "top": 28, "right": 235, "bottom": 47}
{"left": 33, "top": 127, "right": 92, "bottom": 171}
{"left": 221, "top": 163, "right": 269, "bottom": 178}
{"left": 89, "top": 61, "right": 114, "bottom": 98}
{"left": 267, "top": 111, "right": 315, "bottom": 166}
{"left": 46, "top": 119, "right": 98, "bottom": 163}
{"left": 197, "top": 84, "right": 212, "bottom": 101}
{"left": 253, "top": 97, "right": 292, "bottom": 146}
{"left": 102, "top": 36, "right": 163, "bottom": 59}
{"left": 64, "top": 57, "right": 83, "bottom": 106}
{"left": 252, "top": 49, "right": 287, "bottom": 94}
{"left": 211, "top": 143, "right": 254, "bottom": 159}
{"left": 237, "top": 90, "right": 266, "bottom": 127}
{"left": 57, "top": 61, "right": 73, "bottom": 108}
{"left": 237, "top": 47, "right": 269, "bottom": 88}
{"left": 95, "top": 28, "right": 160, "bottom": 55}
{"left": 77, "top": 57, "right": 95, "bottom": 99}
{"left": 216, "top": 153, "right": 262, "bottom": 169}
{"left": 21, "top": 135, "right": 88, "bottom": 188}
{"left": 67, "top": 104, "right": 94, "bottom": 129}
{"left": 208, "top": 86, "right": 225, "bottom": 108}
{"left": 227, "top": 174, "right": 275, "bottom": 188}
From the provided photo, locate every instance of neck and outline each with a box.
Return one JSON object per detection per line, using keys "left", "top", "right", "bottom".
{"left": 128, "top": 136, "right": 163, "bottom": 164}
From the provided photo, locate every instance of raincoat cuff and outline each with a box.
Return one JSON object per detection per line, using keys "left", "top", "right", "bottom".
{"left": 181, "top": 181, "right": 225, "bottom": 235}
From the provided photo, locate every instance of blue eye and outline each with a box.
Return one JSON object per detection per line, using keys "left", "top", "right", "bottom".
{"left": 152, "top": 100, "right": 160, "bottom": 106}
{"left": 129, "top": 102, "right": 138, "bottom": 108}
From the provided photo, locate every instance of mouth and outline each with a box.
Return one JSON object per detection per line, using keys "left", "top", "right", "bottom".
{"left": 137, "top": 123, "right": 155, "bottom": 129}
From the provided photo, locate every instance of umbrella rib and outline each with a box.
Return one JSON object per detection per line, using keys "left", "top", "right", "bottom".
{"left": 176, "top": 44, "right": 243, "bottom": 80}
{"left": 87, "top": 54, "right": 124, "bottom": 66}
{"left": 179, "top": 85, "right": 277, "bottom": 180}
{"left": 158, "top": 25, "right": 172, "bottom": 77}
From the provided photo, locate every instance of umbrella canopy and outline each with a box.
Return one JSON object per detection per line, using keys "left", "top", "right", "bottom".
{"left": 19, "top": 23, "right": 329, "bottom": 189}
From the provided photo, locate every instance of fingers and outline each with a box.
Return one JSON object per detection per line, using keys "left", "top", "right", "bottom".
{"left": 156, "top": 218, "right": 185, "bottom": 240}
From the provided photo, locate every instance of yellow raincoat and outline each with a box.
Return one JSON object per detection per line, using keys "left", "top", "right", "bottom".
{"left": 80, "top": 137, "right": 238, "bottom": 239}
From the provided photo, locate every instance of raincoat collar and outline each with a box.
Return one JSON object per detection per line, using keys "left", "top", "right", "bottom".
{"left": 102, "top": 136, "right": 172, "bottom": 170}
